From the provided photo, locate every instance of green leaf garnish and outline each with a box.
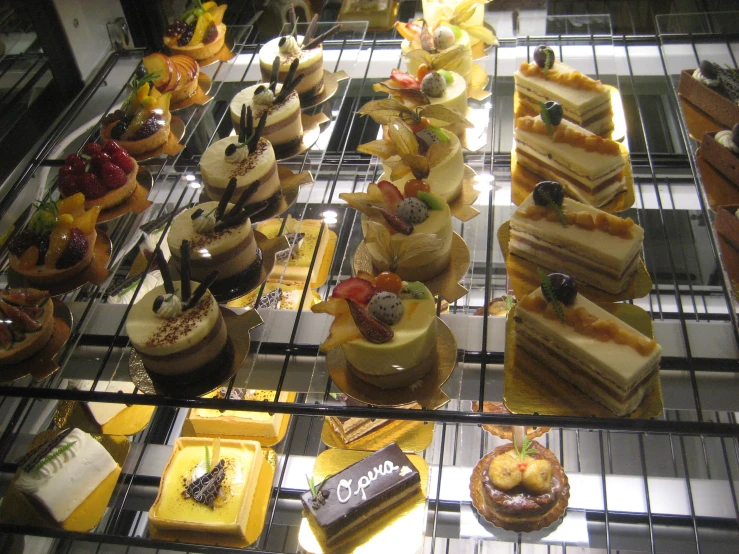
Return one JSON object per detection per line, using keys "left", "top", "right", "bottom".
{"left": 32, "top": 440, "right": 76, "bottom": 472}
{"left": 537, "top": 268, "right": 565, "bottom": 323}
{"left": 514, "top": 436, "right": 536, "bottom": 461}
{"left": 544, "top": 49, "right": 553, "bottom": 79}
{"left": 307, "top": 474, "right": 317, "bottom": 498}
{"left": 28, "top": 199, "right": 58, "bottom": 235}
{"left": 204, "top": 445, "right": 211, "bottom": 473}
{"left": 538, "top": 101, "right": 553, "bottom": 137}
{"left": 539, "top": 191, "right": 568, "bottom": 227}
{"left": 505, "top": 295, "right": 514, "bottom": 311}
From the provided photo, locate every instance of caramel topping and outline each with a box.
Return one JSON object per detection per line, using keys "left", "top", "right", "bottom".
{"left": 519, "top": 61, "right": 606, "bottom": 92}
{"left": 519, "top": 294, "right": 658, "bottom": 355}
{"left": 519, "top": 205, "right": 634, "bottom": 238}
{"left": 516, "top": 116, "right": 621, "bottom": 156}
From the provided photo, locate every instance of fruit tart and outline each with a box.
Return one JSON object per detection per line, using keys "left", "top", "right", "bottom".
{"left": 312, "top": 273, "right": 437, "bottom": 389}
{"left": 0, "top": 288, "right": 54, "bottom": 367}
{"left": 341, "top": 179, "right": 452, "bottom": 281}
{"left": 8, "top": 195, "right": 101, "bottom": 286}
{"left": 163, "top": 1, "right": 228, "bottom": 61}
{"left": 142, "top": 52, "right": 200, "bottom": 104}
{"left": 470, "top": 437, "right": 570, "bottom": 532}
{"left": 58, "top": 141, "right": 138, "bottom": 211}
{"left": 100, "top": 74, "right": 172, "bottom": 156}
{"left": 359, "top": 117, "right": 464, "bottom": 202}
{"left": 397, "top": 19, "right": 473, "bottom": 82}
{"left": 375, "top": 66, "right": 468, "bottom": 117}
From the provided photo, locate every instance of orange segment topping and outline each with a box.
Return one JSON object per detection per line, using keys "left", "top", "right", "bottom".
{"left": 519, "top": 61, "right": 606, "bottom": 92}
{"left": 516, "top": 116, "right": 621, "bottom": 155}
{"left": 519, "top": 204, "right": 634, "bottom": 238}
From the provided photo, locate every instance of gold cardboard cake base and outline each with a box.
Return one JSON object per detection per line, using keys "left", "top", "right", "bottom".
{"left": 129, "top": 308, "right": 263, "bottom": 397}
{"left": 695, "top": 152, "right": 739, "bottom": 210}
{"left": 8, "top": 231, "right": 112, "bottom": 295}
{"left": 511, "top": 147, "right": 636, "bottom": 213}
{"left": 497, "top": 220, "right": 652, "bottom": 302}
{"left": 471, "top": 401, "right": 549, "bottom": 441}
{"left": 181, "top": 391, "right": 297, "bottom": 447}
{"left": 171, "top": 73, "right": 213, "bottom": 112}
{"left": 53, "top": 398, "right": 155, "bottom": 436}
{"left": 0, "top": 299, "right": 72, "bottom": 383}
{"left": 353, "top": 232, "right": 470, "bottom": 303}
{"left": 326, "top": 318, "right": 457, "bottom": 409}
{"left": 97, "top": 168, "right": 153, "bottom": 224}
{"left": 503, "top": 304, "right": 664, "bottom": 419}
{"left": 298, "top": 450, "right": 428, "bottom": 554}
{"left": 0, "top": 429, "right": 129, "bottom": 532}
{"left": 149, "top": 447, "right": 276, "bottom": 548}
{"left": 301, "top": 70, "right": 350, "bottom": 110}
{"left": 321, "top": 418, "right": 434, "bottom": 452}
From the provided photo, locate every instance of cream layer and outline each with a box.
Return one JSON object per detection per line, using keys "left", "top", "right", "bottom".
{"left": 258, "top": 36, "right": 324, "bottom": 96}
{"left": 516, "top": 92, "right": 614, "bottom": 136}
{"left": 190, "top": 391, "right": 290, "bottom": 437}
{"left": 229, "top": 84, "right": 303, "bottom": 148}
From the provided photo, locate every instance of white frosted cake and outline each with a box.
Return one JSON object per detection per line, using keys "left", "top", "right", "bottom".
{"left": 66, "top": 379, "right": 138, "bottom": 426}
{"left": 259, "top": 35, "right": 324, "bottom": 100}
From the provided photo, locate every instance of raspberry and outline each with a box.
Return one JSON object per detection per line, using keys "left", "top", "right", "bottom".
{"left": 102, "top": 140, "right": 124, "bottom": 156}
{"left": 111, "top": 151, "right": 135, "bottom": 174}
{"left": 82, "top": 143, "right": 103, "bottom": 156}
{"left": 59, "top": 174, "right": 81, "bottom": 197}
{"left": 65, "top": 153, "right": 84, "bottom": 166}
{"left": 101, "top": 162, "right": 127, "bottom": 189}
{"left": 56, "top": 228, "right": 88, "bottom": 269}
{"left": 59, "top": 165, "right": 75, "bottom": 177}
{"left": 91, "top": 152, "right": 111, "bottom": 170}
{"left": 72, "top": 160, "right": 87, "bottom": 174}
{"left": 79, "top": 173, "right": 106, "bottom": 199}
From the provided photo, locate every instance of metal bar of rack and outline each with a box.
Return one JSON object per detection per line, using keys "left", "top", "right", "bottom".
{"left": 0, "top": 7, "right": 736, "bottom": 554}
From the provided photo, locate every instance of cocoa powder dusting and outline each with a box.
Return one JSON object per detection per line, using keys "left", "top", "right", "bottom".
{"left": 145, "top": 294, "right": 213, "bottom": 348}
{"left": 191, "top": 226, "right": 236, "bottom": 250}
{"left": 229, "top": 139, "right": 268, "bottom": 176}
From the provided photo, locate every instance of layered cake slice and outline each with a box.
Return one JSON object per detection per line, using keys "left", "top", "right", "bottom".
{"left": 341, "top": 180, "right": 453, "bottom": 281}
{"left": 149, "top": 437, "right": 262, "bottom": 540}
{"left": 201, "top": 106, "right": 280, "bottom": 208}
{"left": 515, "top": 45, "right": 613, "bottom": 136}
{"left": 510, "top": 182, "right": 644, "bottom": 294}
{"left": 126, "top": 249, "right": 226, "bottom": 379}
{"left": 515, "top": 273, "right": 661, "bottom": 416}
{"left": 700, "top": 124, "right": 739, "bottom": 187}
{"left": 514, "top": 102, "right": 626, "bottom": 207}
{"left": 163, "top": 2, "right": 228, "bottom": 61}
{"left": 229, "top": 66, "right": 304, "bottom": 155}
{"left": 0, "top": 288, "right": 54, "bottom": 367}
{"left": 312, "top": 274, "right": 437, "bottom": 389}
{"left": 301, "top": 443, "right": 421, "bottom": 549}
{"left": 256, "top": 216, "right": 329, "bottom": 284}
{"left": 66, "top": 379, "right": 139, "bottom": 428}
{"left": 189, "top": 388, "right": 290, "bottom": 439}
{"left": 258, "top": 14, "right": 342, "bottom": 101}
{"left": 14, "top": 428, "right": 120, "bottom": 526}
{"left": 677, "top": 60, "right": 739, "bottom": 129}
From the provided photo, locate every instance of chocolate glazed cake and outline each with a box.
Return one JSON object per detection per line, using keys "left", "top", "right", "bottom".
{"left": 301, "top": 443, "right": 421, "bottom": 548}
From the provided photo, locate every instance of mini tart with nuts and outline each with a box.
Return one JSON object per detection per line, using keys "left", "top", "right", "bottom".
{"left": 471, "top": 440, "right": 570, "bottom": 532}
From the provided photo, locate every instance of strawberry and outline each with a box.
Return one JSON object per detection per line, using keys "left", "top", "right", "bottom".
{"left": 102, "top": 140, "right": 124, "bottom": 156}
{"left": 82, "top": 143, "right": 103, "bottom": 156}
{"left": 390, "top": 69, "right": 420, "bottom": 90}
{"left": 376, "top": 180, "right": 404, "bottom": 208}
{"left": 79, "top": 173, "right": 106, "bottom": 199}
{"left": 59, "top": 174, "right": 81, "bottom": 197}
{"left": 91, "top": 152, "right": 111, "bottom": 170}
{"left": 379, "top": 207, "right": 413, "bottom": 235}
{"left": 59, "top": 164, "right": 75, "bottom": 177}
{"left": 346, "top": 299, "right": 394, "bottom": 343}
{"left": 65, "top": 153, "right": 84, "bottom": 166}
{"left": 331, "top": 277, "right": 376, "bottom": 305}
{"left": 111, "top": 151, "right": 135, "bottom": 174}
{"left": 101, "top": 161, "right": 127, "bottom": 189}
{"left": 72, "top": 159, "right": 88, "bottom": 174}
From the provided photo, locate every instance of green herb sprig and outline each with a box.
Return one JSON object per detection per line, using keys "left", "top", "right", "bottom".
{"left": 539, "top": 190, "right": 568, "bottom": 227}
{"left": 306, "top": 473, "right": 334, "bottom": 499}
{"left": 514, "top": 436, "right": 536, "bottom": 461}
{"left": 32, "top": 440, "right": 77, "bottom": 472}
{"left": 544, "top": 49, "right": 553, "bottom": 79}
{"left": 204, "top": 445, "right": 211, "bottom": 473}
{"left": 28, "top": 200, "right": 58, "bottom": 235}
{"left": 537, "top": 268, "right": 565, "bottom": 323}
{"left": 504, "top": 295, "right": 515, "bottom": 311}
{"left": 538, "top": 101, "right": 553, "bottom": 137}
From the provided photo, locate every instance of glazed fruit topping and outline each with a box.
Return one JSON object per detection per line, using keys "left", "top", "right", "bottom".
{"left": 56, "top": 228, "right": 88, "bottom": 269}
{"left": 331, "top": 277, "right": 376, "bottom": 305}
{"left": 377, "top": 180, "right": 404, "bottom": 209}
{"left": 0, "top": 301, "right": 41, "bottom": 332}
{"left": 533, "top": 45, "right": 555, "bottom": 70}
{"left": 543, "top": 100, "right": 563, "bottom": 126}
{"left": 178, "top": 21, "right": 197, "bottom": 46}
{"left": 103, "top": 140, "right": 124, "bottom": 156}
{"left": 542, "top": 272, "right": 577, "bottom": 306}
{"left": 390, "top": 69, "right": 421, "bottom": 90}
{"left": 79, "top": 173, "right": 106, "bottom": 199}
{"left": 346, "top": 298, "right": 394, "bottom": 343}
{"left": 165, "top": 20, "right": 188, "bottom": 38}
{"left": 60, "top": 141, "right": 134, "bottom": 198}
{"left": 397, "top": 197, "right": 428, "bottom": 224}
{"left": 375, "top": 272, "right": 403, "bottom": 294}
{"left": 111, "top": 151, "right": 136, "bottom": 174}
{"left": 203, "top": 22, "right": 218, "bottom": 44}
{"left": 101, "top": 162, "right": 128, "bottom": 189}
{"left": 0, "top": 288, "right": 49, "bottom": 307}
{"left": 368, "top": 291, "right": 404, "bottom": 325}
{"left": 404, "top": 179, "right": 431, "bottom": 198}
{"left": 379, "top": 207, "right": 414, "bottom": 235}
{"left": 532, "top": 181, "right": 565, "bottom": 207}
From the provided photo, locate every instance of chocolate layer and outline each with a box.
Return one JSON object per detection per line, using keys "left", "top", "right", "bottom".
{"left": 701, "top": 132, "right": 739, "bottom": 186}
{"left": 298, "top": 78, "right": 325, "bottom": 102}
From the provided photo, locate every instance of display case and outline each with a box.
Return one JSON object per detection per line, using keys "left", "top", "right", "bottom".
{"left": 0, "top": 2, "right": 736, "bottom": 553}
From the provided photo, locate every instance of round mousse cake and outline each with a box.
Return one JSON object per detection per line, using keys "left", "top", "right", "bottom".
{"left": 258, "top": 35, "right": 324, "bottom": 100}
{"left": 402, "top": 35, "right": 473, "bottom": 82}
{"left": 229, "top": 84, "right": 303, "bottom": 154}
{"left": 423, "top": 70, "right": 468, "bottom": 115}
{"left": 167, "top": 201, "right": 260, "bottom": 282}
{"left": 381, "top": 131, "right": 464, "bottom": 202}
{"left": 126, "top": 281, "right": 227, "bottom": 378}
{"left": 201, "top": 136, "right": 280, "bottom": 207}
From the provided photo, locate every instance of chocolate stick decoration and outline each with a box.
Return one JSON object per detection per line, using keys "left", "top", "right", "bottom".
{"left": 180, "top": 240, "right": 192, "bottom": 303}
{"left": 245, "top": 104, "right": 254, "bottom": 139}
{"left": 275, "top": 73, "right": 304, "bottom": 104}
{"left": 288, "top": 3, "right": 297, "bottom": 37}
{"left": 303, "top": 24, "right": 342, "bottom": 50}
{"left": 185, "top": 269, "right": 220, "bottom": 310}
{"left": 229, "top": 179, "right": 261, "bottom": 216}
{"left": 239, "top": 104, "right": 247, "bottom": 143}
{"left": 269, "top": 57, "right": 281, "bottom": 93}
{"left": 248, "top": 112, "right": 268, "bottom": 154}
{"left": 215, "top": 178, "right": 237, "bottom": 220}
{"left": 276, "top": 58, "right": 299, "bottom": 99}
{"left": 215, "top": 200, "right": 270, "bottom": 231}
{"left": 155, "top": 247, "right": 174, "bottom": 294}
{"left": 303, "top": 14, "right": 319, "bottom": 44}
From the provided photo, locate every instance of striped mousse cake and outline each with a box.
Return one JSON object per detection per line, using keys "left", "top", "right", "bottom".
{"left": 515, "top": 274, "right": 661, "bottom": 416}
{"left": 515, "top": 45, "right": 613, "bottom": 136}
{"left": 510, "top": 183, "right": 644, "bottom": 294}
{"left": 514, "top": 113, "right": 626, "bottom": 207}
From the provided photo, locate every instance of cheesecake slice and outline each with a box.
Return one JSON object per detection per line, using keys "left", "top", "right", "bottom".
{"left": 515, "top": 60, "right": 613, "bottom": 136}
{"left": 510, "top": 192, "right": 644, "bottom": 294}
{"left": 514, "top": 115, "right": 626, "bottom": 207}
{"left": 515, "top": 283, "right": 661, "bottom": 416}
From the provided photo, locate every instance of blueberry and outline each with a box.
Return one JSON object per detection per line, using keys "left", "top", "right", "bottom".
{"left": 700, "top": 60, "right": 717, "bottom": 80}
{"left": 533, "top": 45, "right": 555, "bottom": 69}
{"left": 544, "top": 100, "right": 563, "bottom": 126}
{"left": 544, "top": 273, "right": 577, "bottom": 306}
{"left": 135, "top": 66, "right": 147, "bottom": 80}
{"left": 533, "top": 181, "right": 564, "bottom": 207}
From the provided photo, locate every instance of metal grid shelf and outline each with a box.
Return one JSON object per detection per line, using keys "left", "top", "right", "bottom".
{"left": 0, "top": 8, "right": 735, "bottom": 554}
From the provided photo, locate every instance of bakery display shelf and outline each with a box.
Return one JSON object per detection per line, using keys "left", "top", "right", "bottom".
{"left": 0, "top": 8, "right": 736, "bottom": 552}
